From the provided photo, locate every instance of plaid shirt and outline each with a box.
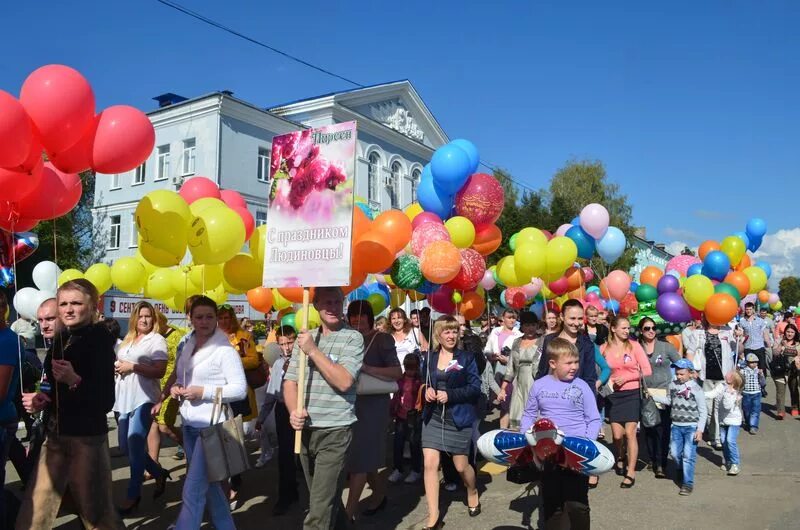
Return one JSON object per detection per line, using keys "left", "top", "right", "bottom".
{"left": 741, "top": 366, "right": 761, "bottom": 394}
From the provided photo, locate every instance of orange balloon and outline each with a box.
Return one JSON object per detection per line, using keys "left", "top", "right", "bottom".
{"left": 342, "top": 266, "right": 368, "bottom": 295}
{"left": 277, "top": 287, "right": 314, "bottom": 303}
{"left": 735, "top": 253, "right": 752, "bottom": 272}
{"left": 353, "top": 233, "right": 395, "bottom": 273}
{"left": 698, "top": 240, "right": 720, "bottom": 261}
{"left": 724, "top": 271, "right": 751, "bottom": 298}
{"left": 408, "top": 290, "right": 427, "bottom": 302}
{"left": 457, "top": 290, "right": 486, "bottom": 320}
{"left": 471, "top": 223, "right": 502, "bottom": 256}
{"left": 665, "top": 334, "right": 682, "bottom": 352}
{"left": 704, "top": 293, "right": 738, "bottom": 326}
{"left": 567, "top": 287, "right": 586, "bottom": 299}
{"left": 420, "top": 240, "right": 462, "bottom": 284}
{"left": 352, "top": 207, "right": 372, "bottom": 244}
{"left": 757, "top": 290, "right": 770, "bottom": 304}
{"left": 639, "top": 265, "right": 663, "bottom": 287}
{"left": 372, "top": 210, "right": 412, "bottom": 254}
{"left": 246, "top": 286, "right": 273, "bottom": 313}
{"left": 565, "top": 267, "right": 584, "bottom": 290}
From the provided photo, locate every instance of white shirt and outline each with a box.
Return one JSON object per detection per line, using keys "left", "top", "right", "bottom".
{"left": 175, "top": 328, "right": 247, "bottom": 428}
{"left": 114, "top": 331, "right": 168, "bottom": 414}
{"left": 394, "top": 328, "right": 422, "bottom": 370}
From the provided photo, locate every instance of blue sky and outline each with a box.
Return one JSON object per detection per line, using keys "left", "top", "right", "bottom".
{"left": 2, "top": 1, "right": 799, "bottom": 280}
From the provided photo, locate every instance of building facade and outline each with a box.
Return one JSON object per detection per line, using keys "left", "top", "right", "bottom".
{"left": 628, "top": 235, "right": 674, "bottom": 280}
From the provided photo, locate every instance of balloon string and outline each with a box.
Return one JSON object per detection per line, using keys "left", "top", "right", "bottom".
{"left": 11, "top": 219, "right": 24, "bottom": 401}
{"left": 52, "top": 218, "right": 61, "bottom": 436}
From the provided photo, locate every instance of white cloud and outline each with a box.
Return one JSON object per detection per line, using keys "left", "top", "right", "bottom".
{"left": 754, "top": 228, "right": 800, "bottom": 288}
{"left": 663, "top": 227, "right": 702, "bottom": 242}
{"left": 665, "top": 241, "right": 695, "bottom": 257}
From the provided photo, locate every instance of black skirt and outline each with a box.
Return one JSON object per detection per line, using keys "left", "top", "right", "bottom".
{"left": 606, "top": 388, "right": 640, "bottom": 423}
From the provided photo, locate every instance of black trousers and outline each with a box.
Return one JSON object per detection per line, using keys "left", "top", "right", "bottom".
{"left": 275, "top": 401, "right": 299, "bottom": 500}
{"left": 643, "top": 408, "right": 672, "bottom": 469}
{"left": 541, "top": 466, "right": 590, "bottom": 530}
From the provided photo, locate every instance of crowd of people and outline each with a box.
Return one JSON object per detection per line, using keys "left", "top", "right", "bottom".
{"left": 0, "top": 282, "right": 797, "bottom": 529}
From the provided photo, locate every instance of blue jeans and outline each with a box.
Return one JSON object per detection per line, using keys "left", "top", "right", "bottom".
{"left": 720, "top": 425, "right": 740, "bottom": 466}
{"left": 175, "top": 425, "right": 235, "bottom": 530}
{"left": 742, "top": 392, "right": 762, "bottom": 430}
{"left": 118, "top": 402, "right": 163, "bottom": 500}
{"left": 670, "top": 425, "right": 698, "bottom": 487}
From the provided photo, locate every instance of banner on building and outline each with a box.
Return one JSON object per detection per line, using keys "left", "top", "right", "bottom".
{"left": 263, "top": 121, "right": 357, "bottom": 287}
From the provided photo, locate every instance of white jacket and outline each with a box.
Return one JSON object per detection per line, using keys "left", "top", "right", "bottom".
{"left": 687, "top": 328, "right": 739, "bottom": 382}
{"left": 175, "top": 328, "right": 247, "bottom": 428}
{"left": 705, "top": 382, "right": 743, "bottom": 426}
{"left": 483, "top": 326, "right": 523, "bottom": 356}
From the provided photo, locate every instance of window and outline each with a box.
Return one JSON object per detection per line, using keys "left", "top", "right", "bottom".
{"left": 110, "top": 173, "right": 120, "bottom": 189}
{"left": 257, "top": 147, "right": 270, "bottom": 182}
{"left": 411, "top": 168, "right": 421, "bottom": 202}
{"left": 156, "top": 144, "right": 170, "bottom": 181}
{"left": 256, "top": 210, "right": 267, "bottom": 227}
{"left": 133, "top": 163, "right": 146, "bottom": 185}
{"left": 129, "top": 213, "right": 138, "bottom": 247}
{"left": 109, "top": 215, "right": 121, "bottom": 249}
{"left": 182, "top": 138, "right": 196, "bottom": 175}
{"left": 389, "top": 161, "right": 402, "bottom": 209}
{"left": 367, "top": 152, "right": 380, "bottom": 203}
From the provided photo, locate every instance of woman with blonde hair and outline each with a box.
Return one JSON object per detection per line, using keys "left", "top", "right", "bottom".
{"left": 420, "top": 316, "right": 481, "bottom": 529}
{"left": 114, "top": 301, "right": 170, "bottom": 513}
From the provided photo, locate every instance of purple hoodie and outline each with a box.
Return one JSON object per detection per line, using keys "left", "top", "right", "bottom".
{"left": 519, "top": 375, "right": 601, "bottom": 439}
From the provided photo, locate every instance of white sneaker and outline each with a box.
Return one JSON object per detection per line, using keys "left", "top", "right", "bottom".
{"left": 404, "top": 471, "right": 422, "bottom": 484}
{"left": 728, "top": 464, "right": 740, "bottom": 476}
{"left": 443, "top": 481, "right": 458, "bottom": 492}
{"left": 720, "top": 463, "right": 728, "bottom": 472}
{"left": 388, "top": 469, "right": 405, "bottom": 483}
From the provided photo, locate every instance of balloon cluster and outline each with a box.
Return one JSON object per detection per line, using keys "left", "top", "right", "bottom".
{"left": 12, "top": 261, "right": 60, "bottom": 320}
{"left": 0, "top": 64, "right": 154, "bottom": 232}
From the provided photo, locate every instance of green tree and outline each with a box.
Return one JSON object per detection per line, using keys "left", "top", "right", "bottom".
{"left": 681, "top": 246, "right": 696, "bottom": 256}
{"left": 778, "top": 276, "right": 800, "bottom": 308}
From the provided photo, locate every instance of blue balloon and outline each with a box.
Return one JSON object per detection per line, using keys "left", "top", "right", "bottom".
{"left": 733, "top": 231, "right": 750, "bottom": 249}
{"left": 595, "top": 226, "right": 626, "bottom": 264}
{"left": 755, "top": 260, "right": 772, "bottom": 279}
{"left": 565, "top": 225, "right": 596, "bottom": 260}
{"left": 746, "top": 218, "right": 767, "bottom": 239}
{"left": 747, "top": 234, "right": 763, "bottom": 253}
{"left": 606, "top": 299, "right": 620, "bottom": 313}
{"left": 430, "top": 144, "right": 471, "bottom": 194}
{"left": 415, "top": 280, "right": 439, "bottom": 295}
{"left": 571, "top": 216, "right": 581, "bottom": 227}
{"left": 529, "top": 299, "right": 545, "bottom": 319}
{"left": 355, "top": 202, "right": 374, "bottom": 220}
{"left": 687, "top": 263, "right": 703, "bottom": 277}
{"left": 702, "top": 250, "right": 731, "bottom": 281}
{"left": 630, "top": 281, "right": 639, "bottom": 293}
{"left": 449, "top": 139, "right": 480, "bottom": 175}
{"left": 586, "top": 285, "right": 601, "bottom": 295}
{"left": 349, "top": 286, "right": 370, "bottom": 301}
{"left": 417, "top": 165, "right": 454, "bottom": 219}
{"left": 499, "top": 289, "right": 509, "bottom": 309}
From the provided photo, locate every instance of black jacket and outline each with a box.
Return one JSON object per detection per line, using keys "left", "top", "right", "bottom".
{"left": 535, "top": 332, "right": 598, "bottom": 389}
{"left": 421, "top": 349, "right": 481, "bottom": 430}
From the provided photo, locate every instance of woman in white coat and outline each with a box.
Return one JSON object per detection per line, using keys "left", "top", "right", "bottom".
{"left": 162, "top": 296, "right": 247, "bottom": 530}
{"left": 482, "top": 309, "right": 522, "bottom": 429}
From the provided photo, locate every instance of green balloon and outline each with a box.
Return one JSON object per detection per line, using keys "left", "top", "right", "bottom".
{"left": 390, "top": 255, "right": 424, "bottom": 290}
{"left": 509, "top": 233, "right": 519, "bottom": 252}
{"left": 795, "top": 307, "right": 800, "bottom": 316}
{"left": 714, "top": 282, "right": 741, "bottom": 304}
{"left": 281, "top": 313, "right": 297, "bottom": 330}
{"left": 367, "top": 292, "right": 386, "bottom": 316}
{"left": 635, "top": 284, "right": 658, "bottom": 303}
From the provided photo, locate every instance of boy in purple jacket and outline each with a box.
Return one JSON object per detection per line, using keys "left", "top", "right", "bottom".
{"left": 520, "top": 337, "right": 601, "bottom": 530}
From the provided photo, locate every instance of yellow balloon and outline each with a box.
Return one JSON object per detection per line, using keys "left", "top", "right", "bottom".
{"left": 408, "top": 290, "right": 426, "bottom": 302}
{"left": 135, "top": 190, "right": 191, "bottom": 263}
{"left": 171, "top": 266, "right": 202, "bottom": 298}
{"left": 390, "top": 288, "right": 407, "bottom": 308}
{"left": 223, "top": 253, "right": 263, "bottom": 291}
{"left": 111, "top": 257, "right": 147, "bottom": 294}
{"left": 517, "top": 227, "right": 548, "bottom": 248}
{"left": 444, "top": 216, "right": 476, "bottom": 249}
{"left": 221, "top": 276, "right": 246, "bottom": 295}
{"left": 295, "top": 306, "right": 321, "bottom": 329}
{"left": 684, "top": 275, "right": 714, "bottom": 310}
{"left": 146, "top": 268, "right": 177, "bottom": 300}
{"left": 84, "top": 263, "right": 112, "bottom": 295}
{"left": 164, "top": 292, "right": 187, "bottom": 313}
{"left": 540, "top": 285, "right": 555, "bottom": 299}
{"left": 188, "top": 264, "right": 223, "bottom": 291}
{"left": 496, "top": 256, "right": 526, "bottom": 287}
{"left": 384, "top": 274, "right": 396, "bottom": 288}
{"left": 545, "top": 237, "right": 578, "bottom": 277}
{"left": 135, "top": 249, "right": 160, "bottom": 275}
{"left": 514, "top": 242, "right": 546, "bottom": 282}
{"left": 58, "top": 269, "right": 84, "bottom": 286}
{"left": 404, "top": 203, "right": 424, "bottom": 223}
{"left": 139, "top": 239, "right": 184, "bottom": 268}
{"left": 271, "top": 288, "right": 292, "bottom": 311}
{"left": 743, "top": 266, "right": 768, "bottom": 294}
{"left": 772, "top": 301, "right": 783, "bottom": 311}
{"left": 249, "top": 225, "right": 268, "bottom": 265}
{"left": 720, "top": 236, "right": 746, "bottom": 267}
{"left": 188, "top": 206, "right": 246, "bottom": 265}
{"left": 204, "top": 283, "right": 227, "bottom": 305}
{"left": 189, "top": 197, "right": 226, "bottom": 218}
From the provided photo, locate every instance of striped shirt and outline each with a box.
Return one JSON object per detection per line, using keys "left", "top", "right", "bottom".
{"left": 284, "top": 326, "right": 364, "bottom": 428}
{"left": 741, "top": 366, "right": 761, "bottom": 394}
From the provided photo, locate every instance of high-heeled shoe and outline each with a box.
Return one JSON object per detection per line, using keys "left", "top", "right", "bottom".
{"left": 423, "top": 519, "right": 445, "bottom": 530}
{"left": 468, "top": 502, "right": 482, "bottom": 517}
{"left": 362, "top": 496, "right": 387, "bottom": 516}
{"left": 117, "top": 496, "right": 141, "bottom": 516}
{"left": 153, "top": 469, "right": 173, "bottom": 499}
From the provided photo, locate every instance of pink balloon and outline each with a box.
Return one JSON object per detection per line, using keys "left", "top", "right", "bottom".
{"left": 16, "top": 162, "right": 82, "bottom": 220}
{"left": 179, "top": 176, "right": 221, "bottom": 204}
{"left": 579, "top": 203, "right": 610, "bottom": 239}
{"left": 604, "top": 270, "right": 631, "bottom": 302}
{"left": 541, "top": 230, "right": 553, "bottom": 241}
{"left": 768, "top": 293, "right": 779, "bottom": 305}
{"left": 447, "top": 248, "right": 487, "bottom": 291}
{"left": 410, "top": 222, "right": 450, "bottom": 256}
{"left": 523, "top": 278, "right": 543, "bottom": 299}
{"left": 665, "top": 254, "right": 701, "bottom": 277}
{"left": 232, "top": 206, "right": 255, "bottom": 241}
{"left": 454, "top": 173, "right": 505, "bottom": 226}
{"left": 555, "top": 223, "right": 572, "bottom": 237}
{"left": 0, "top": 90, "right": 33, "bottom": 169}
{"left": 582, "top": 267, "right": 594, "bottom": 282}
{"left": 92, "top": 106, "right": 155, "bottom": 174}
{"left": 220, "top": 189, "right": 247, "bottom": 209}
{"left": 20, "top": 64, "right": 95, "bottom": 155}
{"left": 586, "top": 291, "right": 600, "bottom": 303}
{"left": 411, "top": 211, "right": 443, "bottom": 230}
{"left": 549, "top": 276, "right": 570, "bottom": 296}
{"left": 480, "top": 270, "right": 496, "bottom": 290}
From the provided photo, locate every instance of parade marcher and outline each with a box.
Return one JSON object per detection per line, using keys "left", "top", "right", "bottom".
{"left": 739, "top": 302, "right": 772, "bottom": 395}
{"left": 483, "top": 309, "right": 522, "bottom": 429}
{"left": 389, "top": 307, "right": 426, "bottom": 371}
{"left": 390, "top": 353, "right": 423, "bottom": 485}
{"left": 740, "top": 353, "right": 764, "bottom": 434}
{"left": 0, "top": 292, "right": 20, "bottom": 525}
{"left": 498, "top": 311, "right": 541, "bottom": 430}
{"left": 704, "top": 371, "right": 744, "bottom": 475}
{"left": 584, "top": 305, "right": 608, "bottom": 346}
{"left": 771, "top": 323, "right": 799, "bottom": 418}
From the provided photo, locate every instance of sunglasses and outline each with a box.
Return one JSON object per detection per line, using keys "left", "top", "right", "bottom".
{"left": 218, "top": 304, "right": 232, "bottom": 310}
{"left": 642, "top": 326, "right": 655, "bottom": 332}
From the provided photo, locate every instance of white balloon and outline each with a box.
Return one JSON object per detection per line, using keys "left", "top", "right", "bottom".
{"left": 32, "top": 261, "right": 62, "bottom": 293}
{"left": 13, "top": 288, "right": 39, "bottom": 321}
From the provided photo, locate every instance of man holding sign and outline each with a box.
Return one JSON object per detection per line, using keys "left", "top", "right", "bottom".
{"left": 283, "top": 286, "right": 364, "bottom": 530}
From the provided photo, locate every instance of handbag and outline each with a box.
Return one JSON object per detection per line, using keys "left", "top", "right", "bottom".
{"left": 770, "top": 353, "right": 788, "bottom": 378}
{"left": 356, "top": 332, "right": 399, "bottom": 395}
{"left": 201, "top": 388, "right": 251, "bottom": 482}
{"left": 245, "top": 359, "right": 268, "bottom": 389}
{"left": 639, "top": 370, "right": 661, "bottom": 428}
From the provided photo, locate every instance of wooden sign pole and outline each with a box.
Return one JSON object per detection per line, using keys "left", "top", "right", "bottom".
{"left": 294, "top": 288, "right": 310, "bottom": 454}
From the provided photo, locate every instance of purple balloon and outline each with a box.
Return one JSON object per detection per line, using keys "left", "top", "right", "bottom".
{"left": 656, "top": 293, "right": 692, "bottom": 323}
{"left": 656, "top": 274, "right": 680, "bottom": 295}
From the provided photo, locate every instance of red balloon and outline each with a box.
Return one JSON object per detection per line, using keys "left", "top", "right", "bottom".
{"left": 504, "top": 287, "right": 526, "bottom": 309}
{"left": 411, "top": 211, "right": 443, "bottom": 230}
{"left": 0, "top": 214, "right": 38, "bottom": 232}
{"left": 447, "top": 248, "right": 487, "bottom": 290}
{"left": 47, "top": 117, "right": 95, "bottom": 173}
{"left": 16, "top": 162, "right": 82, "bottom": 220}
{"left": 618, "top": 292, "right": 639, "bottom": 317}
{"left": 220, "top": 189, "right": 247, "bottom": 209}
{"left": 20, "top": 65, "right": 95, "bottom": 155}
{"left": 92, "top": 105, "right": 155, "bottom": 174}
{"left": 454, "top": 173, "right": 505, "bottom": 226}
{"left": 12, "top": 134, "right": 44, "bottom": 174}
{"left": 429, "top": 286, "right": 456, "bottom": 314}
{"left": 541, "top": 230, "right": 553, "bottom": 241}
{"left": 548, "top": 276, "right": 570, "bottom": 296}
{"left": 0, "top": 90, "right": 33, "bottom": 169}
{"left": 0, "top": 157, "right": 44, "bottom": 203}
{"left": 179, "top": 177, "right": 221, "bottom": 204}
{"left": 233, "top": 206, "right": 255, "bottom": 241}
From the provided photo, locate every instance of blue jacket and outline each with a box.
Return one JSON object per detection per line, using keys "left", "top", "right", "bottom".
{"left": 422, "top": 349, "right": 481, "bottom": 430}
{"left": 535, "top": 332, "right": 599, "bottom": 389}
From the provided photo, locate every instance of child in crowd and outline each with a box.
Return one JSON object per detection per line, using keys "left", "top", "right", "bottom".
{"left": 650, "top": 359, "right": 707, "bottom": 496}
{"left": 740, "top": 353, "right": 764, "bottom": 435}
{"left": 389, "top": 353, "right": 423, "bottom": 483}
{"left": 520, "top": 338, "right": 600, "bottom": 529}
{"left": 705, "top": 370, "right": 744, "bottom": 475}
